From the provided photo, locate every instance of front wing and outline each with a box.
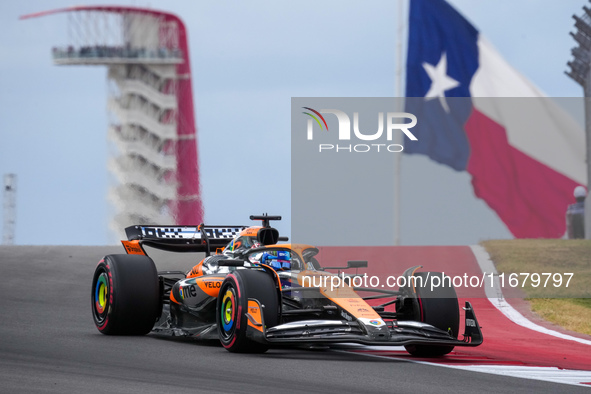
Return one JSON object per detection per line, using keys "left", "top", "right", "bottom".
{"left": 245, "top": 301, "right": 483, "bottom": 348}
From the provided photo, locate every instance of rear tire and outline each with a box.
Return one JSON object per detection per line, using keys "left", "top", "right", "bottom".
{"left": 403, "top": 272, "right": 459, "bottom": 357}
{"left": 91, "top": 254, "right": 160, "bottom": 335}
{"left": 217, "top": 269, "right": 279, "bottom": 353}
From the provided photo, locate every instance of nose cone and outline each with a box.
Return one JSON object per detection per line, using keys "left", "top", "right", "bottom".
{"left": 358, "top": 318, "right": 390, "bottom": 341}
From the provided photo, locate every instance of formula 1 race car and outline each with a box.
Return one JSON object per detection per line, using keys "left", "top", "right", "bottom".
{"left": 91, "top": 215, "right": 483, "bottom": 356}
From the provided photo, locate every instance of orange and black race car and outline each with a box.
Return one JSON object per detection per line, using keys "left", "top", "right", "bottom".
{"left": 91, "top": 215, "right": 483, "bottom": 355}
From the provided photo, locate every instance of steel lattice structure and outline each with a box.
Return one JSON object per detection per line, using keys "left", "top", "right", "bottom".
{"left": 566, "top": 2, "right": 591, "bottom": 239}
{"left": 22, "top": 6, "right": 203, "bottom": 235}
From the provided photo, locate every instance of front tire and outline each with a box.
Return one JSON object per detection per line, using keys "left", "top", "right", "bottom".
{"left": 217, "top": 269, "right": 279, "bottom": 353}
{"left": 403, "top": 271, "right": 460, "bottom": 357}
{"left": 91, "top": 254, "right": 160, "bottom": 335}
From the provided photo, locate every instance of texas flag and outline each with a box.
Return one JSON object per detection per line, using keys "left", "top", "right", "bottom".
{"left": 405, "top": 0, "right": 586, "bottom": 238}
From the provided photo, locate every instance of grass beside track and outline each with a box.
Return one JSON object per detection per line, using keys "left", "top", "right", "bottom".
{"left": 481, "top": 239, "right": 591, "bottom": 336}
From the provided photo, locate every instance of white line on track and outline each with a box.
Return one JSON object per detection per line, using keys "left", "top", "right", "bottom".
{"left": 337, "top": 349, "right": 591, "bottom": 388}
{"left": 470, "top": 245, "right": 591, "bottom": 347}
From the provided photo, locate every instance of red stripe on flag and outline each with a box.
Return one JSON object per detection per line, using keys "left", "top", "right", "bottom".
{"left": 465, "top": 108, "right": 579, "bottom": 238}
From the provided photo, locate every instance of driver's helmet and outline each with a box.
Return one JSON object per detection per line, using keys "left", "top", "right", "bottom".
{"left": 262, "top": 250, "right": 291, "bottom": 270}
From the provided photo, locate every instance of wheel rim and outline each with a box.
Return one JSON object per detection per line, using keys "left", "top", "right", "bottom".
{"left": 93, "top": 271, "right": 109, "bottom": 324}
{"left": 220, "top": 288, "right": 236, "bottom": 339}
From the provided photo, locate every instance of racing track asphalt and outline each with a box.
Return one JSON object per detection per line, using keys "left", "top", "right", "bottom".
{"left": 0, "top": 245, "right": 587, "bottom": 394}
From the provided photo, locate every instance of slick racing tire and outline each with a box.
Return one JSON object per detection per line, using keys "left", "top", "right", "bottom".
{"left": 217, "top": 269, "right": 280, "bottom": 353}
{"left": 92, "top": 254, "right": 160, "bottom": 335}
{"left": 403, "top": 271, "right": 460, "bottom": 357}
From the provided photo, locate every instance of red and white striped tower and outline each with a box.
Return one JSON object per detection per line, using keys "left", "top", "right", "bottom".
{"left": 22, "top": 6, "right": 203, "bottom": 234}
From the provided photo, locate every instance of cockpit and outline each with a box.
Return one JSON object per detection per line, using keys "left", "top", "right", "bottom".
{"left": 243, "top": 246, "right": 322, "bottom": 272}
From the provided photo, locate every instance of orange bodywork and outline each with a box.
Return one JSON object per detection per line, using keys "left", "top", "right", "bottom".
{"left": 170, "top": 289, "right": 180, "bottom": 304}
{"left": 320, "top": 288, "right": 382, "bottom": 320}
{"left": 246, "top": 300, "right": 264, "bottom": 332}
{"left": 121, "top": 240, "right": 145, "bottom": 255}
{"left": 195, "top": 277, "right": 224, "bottom": 297}
{"left": 187, "top": 260, "right": 204, "bottom": 278}
{"left": 239, "top": 227, "right": 260, "bottom": 237}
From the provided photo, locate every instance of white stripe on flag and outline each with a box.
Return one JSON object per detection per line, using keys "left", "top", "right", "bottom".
{"left": 470, "top": 36, "right": 586, "bottom": 184}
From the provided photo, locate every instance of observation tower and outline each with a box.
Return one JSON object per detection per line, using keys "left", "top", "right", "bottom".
{"left": 22, "top": 6, "right": 203, "bottom": 235}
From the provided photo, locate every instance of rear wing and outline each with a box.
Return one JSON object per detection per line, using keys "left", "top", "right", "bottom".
{"left": 125, "top": 225, "right": 246, "bottom": 253}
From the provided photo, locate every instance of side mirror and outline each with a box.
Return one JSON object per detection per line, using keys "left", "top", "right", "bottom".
{"left": 347, "top": 260, "right": 368, "bottom": 269}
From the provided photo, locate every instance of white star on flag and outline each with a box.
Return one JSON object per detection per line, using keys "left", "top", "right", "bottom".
{"left": 422, "top": 52, "right": 459, "bottom": 113}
